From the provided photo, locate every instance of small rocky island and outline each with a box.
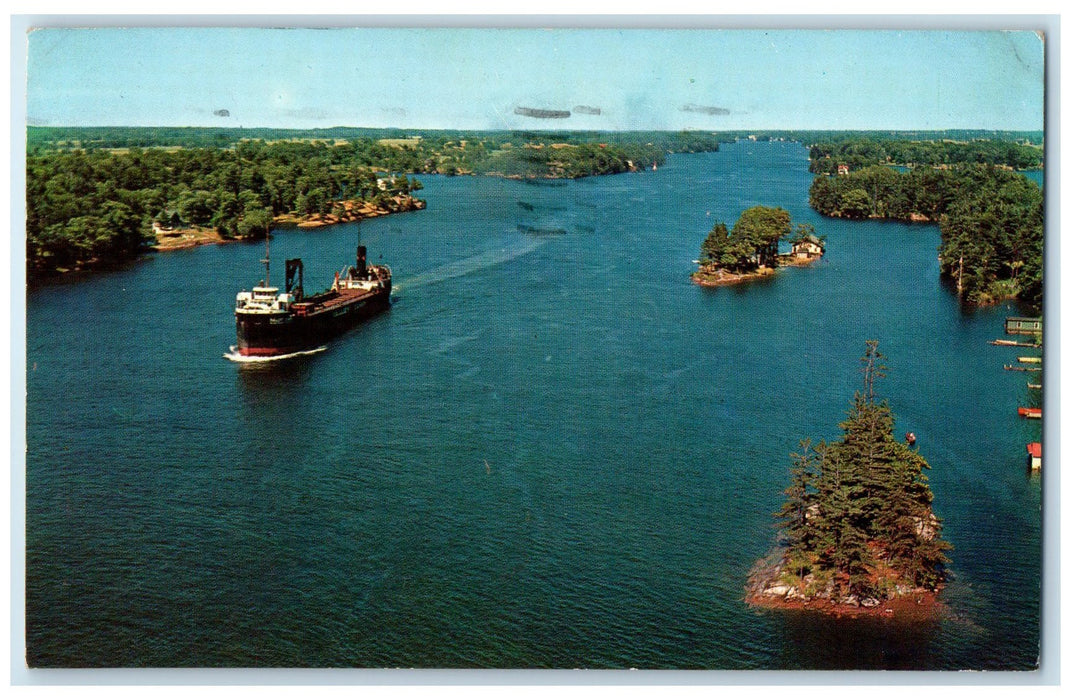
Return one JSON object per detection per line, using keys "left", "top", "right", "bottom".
{"left": 692, "top": 206, "right": 824, "bottom": 287}
{"left": 747, "top": 341, "right": 951, "bottom": 619}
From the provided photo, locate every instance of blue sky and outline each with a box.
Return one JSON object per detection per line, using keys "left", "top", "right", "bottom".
{"left": 25, "top": 27, "right": 1045, "bottom": 131}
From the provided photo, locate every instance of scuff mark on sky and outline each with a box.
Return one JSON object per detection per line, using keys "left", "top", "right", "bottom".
{"left": 681, "top": 104, "right": 731, "bottom": 116}
{"left": 515, "top": 106, "right": 572, "bottom": 119}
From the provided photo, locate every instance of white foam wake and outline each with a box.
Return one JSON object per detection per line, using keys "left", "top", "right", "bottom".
{"left": 394, "top": 238, "right": 546, "bottom": 293}
{"left": 223, "top": 345, "right": 327, "bottom": 363}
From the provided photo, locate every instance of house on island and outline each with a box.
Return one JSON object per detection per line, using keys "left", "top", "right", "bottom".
{"left": 837, "top": 164, "right": 850, "bottom": 175}
{"left": 152, "top": 209, "right": 183, "bottom": 236}
{"left": 791, "top": 234, "right": 826, "bottom": 261}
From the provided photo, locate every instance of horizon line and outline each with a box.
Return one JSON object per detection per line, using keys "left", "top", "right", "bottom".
{"left": 26, "top": 124, "right": 1046, "bottom": 134}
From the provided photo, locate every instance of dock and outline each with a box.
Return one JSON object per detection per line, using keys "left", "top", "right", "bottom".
{"left": 989, "top": 339, "right": 1041, "bottom": 348}
{"left": 1005, "top": 364, "right": 1041, "bottom": 372}
{"left": 1005, "top": 316, "right": 1042, "bottom": 336}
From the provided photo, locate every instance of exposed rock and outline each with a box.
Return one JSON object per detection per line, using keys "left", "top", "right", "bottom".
{"left": 764, "top": 584, "right": 793, "bottom": 597}
{"left": 915, "top": 513, "right": 940, "bottom": 540}
{"left": 691, "top": 265, "right": 777, "bottom": 288}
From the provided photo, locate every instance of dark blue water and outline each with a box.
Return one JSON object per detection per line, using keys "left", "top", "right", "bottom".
{"left": 25, "top": 142, "right": 1042, "bottom": 669}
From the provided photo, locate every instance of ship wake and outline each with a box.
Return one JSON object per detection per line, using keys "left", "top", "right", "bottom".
{"left": 395, "top": 237, "right": 546, "bottom": 292}
{"left": 223, "top": 345, "right": 328, "bottom": 363}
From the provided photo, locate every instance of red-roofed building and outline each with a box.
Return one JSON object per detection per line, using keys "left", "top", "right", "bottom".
{"left": 1027, "top": 442, "right": 1042, "bottom": 471}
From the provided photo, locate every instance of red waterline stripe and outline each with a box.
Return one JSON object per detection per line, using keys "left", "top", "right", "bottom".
{"left": 238, "top": 347, "right": 298, "bottom": 357}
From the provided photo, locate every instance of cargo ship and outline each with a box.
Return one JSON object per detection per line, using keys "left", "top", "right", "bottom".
{"left": 233, "top": 236, "right": 391, "bottom": 357}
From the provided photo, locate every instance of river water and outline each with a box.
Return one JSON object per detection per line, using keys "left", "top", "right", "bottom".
{"left": 25, "top": 141, "right": 1043, "bottom": 670}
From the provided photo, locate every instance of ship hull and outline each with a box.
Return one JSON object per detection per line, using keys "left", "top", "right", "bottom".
{"left": 235, "top": 285, "right": 390, "bottom": 356}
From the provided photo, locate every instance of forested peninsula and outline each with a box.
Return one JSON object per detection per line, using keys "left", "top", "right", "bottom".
{"left": 805, "top": 137, "right": 1044, "bottom": 308}
{"left": 26, "top": 127, "right": 720, "bottom": 281}
{"left": 27, "top": 140, "right": 425, "bottom": 280}
{"left": 748, "top": 342, "right": 951, "bottom": 618}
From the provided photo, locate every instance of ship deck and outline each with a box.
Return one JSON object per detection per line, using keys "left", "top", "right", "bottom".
{"left": 302, "top": 286, "right": 382, "bottom": 314}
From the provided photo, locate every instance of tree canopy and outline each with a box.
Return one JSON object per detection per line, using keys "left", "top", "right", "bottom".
{"left": 698, "top": 206, "right": 794, "bottom": 273}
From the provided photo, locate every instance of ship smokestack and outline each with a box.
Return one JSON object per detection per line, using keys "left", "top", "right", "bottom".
{"left": 357, "top": 245, "right": 368, "bottom": 278}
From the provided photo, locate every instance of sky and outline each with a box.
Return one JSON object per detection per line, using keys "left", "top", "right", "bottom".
{"left": 23, "top": 25, "right": 1047, "bottom": 132}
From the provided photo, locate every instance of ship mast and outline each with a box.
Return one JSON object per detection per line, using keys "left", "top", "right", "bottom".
{"left": 261, "top": 230, "right": 271, "bottom": 287}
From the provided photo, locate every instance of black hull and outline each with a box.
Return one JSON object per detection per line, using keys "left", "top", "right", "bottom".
{"left": 235, "top": 288, "right": 390, "bottom": 356}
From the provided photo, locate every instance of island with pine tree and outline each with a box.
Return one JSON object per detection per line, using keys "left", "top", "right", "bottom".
{"left": 692, "top": 205, "right": 824, "bottom": 287}
{"left": 747, "top": 342, "right": 951, "bottom": 618}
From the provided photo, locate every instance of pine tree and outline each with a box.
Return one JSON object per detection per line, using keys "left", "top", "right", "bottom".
{"left": 699, "top": 222, "right": 730, "bottom": 264}
{"left": 769, "top": 341, "right": 951, "bottom": 603}
{"left": 776, "top": 439, "right": 819, "bottom": 585}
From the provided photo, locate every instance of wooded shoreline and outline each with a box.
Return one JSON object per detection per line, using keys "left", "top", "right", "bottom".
{"left": 41, "top": 195, "right": 427, "bottom": 276}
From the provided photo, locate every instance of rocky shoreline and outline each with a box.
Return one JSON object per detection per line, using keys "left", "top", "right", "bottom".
{"left": 747, "top": 588, "right": 941, "bottom": 621}
{"left": 151, "top": 195, "right": 425, "bottom": 252}
{"left": 692, "top": 253, "right": 823, "bottom": 287}
{"left": 691, "top": 266, "right": 777, "bottom": 287}
{"left": 275, "top": 194, "right": 425, "bottom": 230}
{"left": 746, "top": 555, "right": 942, "bottom": 621}
{"left": 778, "top": 254, "right": 822, "bottom": 268}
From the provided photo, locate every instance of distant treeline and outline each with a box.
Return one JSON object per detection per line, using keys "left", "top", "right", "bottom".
{"left": 809, "top": 163, "right": 1043, "bottom": 307}
{"left": 807, "top": 137, "right": 1043, "bottom": 174}
{"left": 27, "top": 126, "right": 720, "bottom": 176}
{"left": 725, "top": 129, "right": 1043, "bottom": 145}
{"left": 28, "top": 125, "right": 422, "bottom": 150}
{"left": 29, "top": 125, "right": 1042, "bottom": 153}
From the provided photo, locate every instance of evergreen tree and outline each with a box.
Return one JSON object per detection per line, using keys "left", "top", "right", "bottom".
{"left": 699, "top": 222, "right": 730, "bottom": 264}
{"left": 770, "top": 341, "right": 951, "bottom": 603}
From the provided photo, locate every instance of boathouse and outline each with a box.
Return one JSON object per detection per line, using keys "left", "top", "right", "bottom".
{"left": 791, "top": 234, "right": 825, "bottom": 260}
{"left": 1006, "top": 317, "right": 1042, "bottom": 335}
{"left": 1027, "top": 442, "right": 1042, "bottom": 471}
